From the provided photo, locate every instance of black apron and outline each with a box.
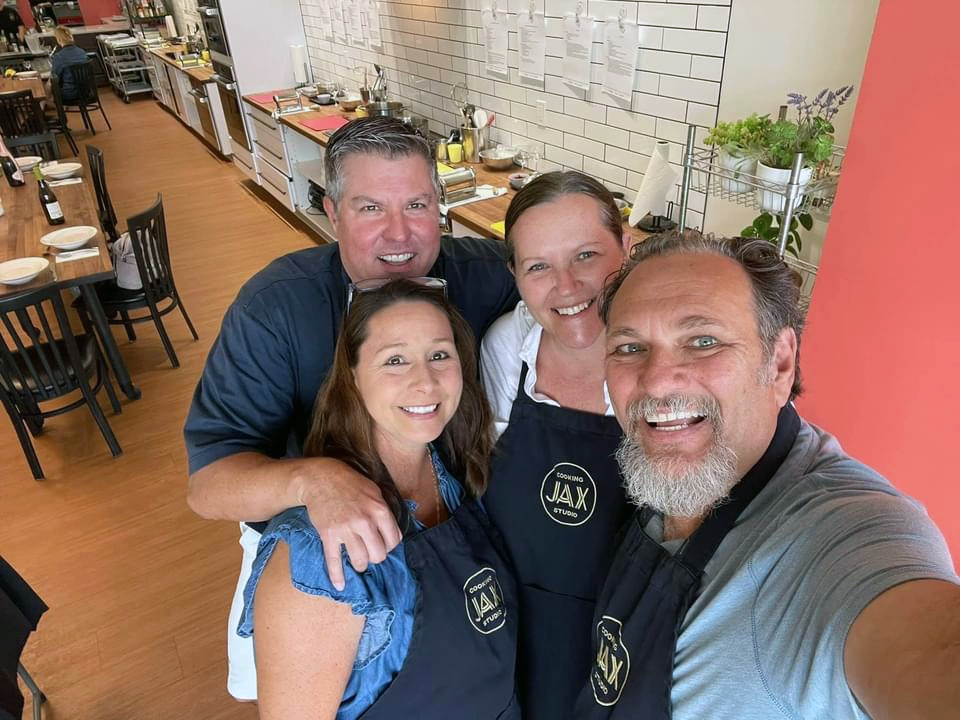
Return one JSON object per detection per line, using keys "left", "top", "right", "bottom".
{"left": 360, "top": 497, "right": 521, "bottom": 720}
{"left": 485, "top": 363, "right": 631, "bottom": 720}
{"left": 574, "top": 405, "right": 800, "bottom": 719}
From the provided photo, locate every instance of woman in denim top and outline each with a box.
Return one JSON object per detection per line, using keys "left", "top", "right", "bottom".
{"left": 238, "top": 279, "right": 519, "bottom": 719}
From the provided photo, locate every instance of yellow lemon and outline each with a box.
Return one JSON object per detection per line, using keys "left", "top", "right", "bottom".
{"left": 4, "top": 69, "right": 16, "bottom": 78}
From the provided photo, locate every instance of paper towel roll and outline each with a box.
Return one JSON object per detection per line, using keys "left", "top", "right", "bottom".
{"left": 290, "top": 44, "right": 308, "bottom": 85}
{"left": 629, "top": 141, "right": 679, "bottom": 226}
{"left": 164, "top": 15, "right": 177, "bottom": 38}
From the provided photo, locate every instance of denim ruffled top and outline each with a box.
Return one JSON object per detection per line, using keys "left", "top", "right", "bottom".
{"left": 237, "top": 447, "right": 465, "bottom": 719}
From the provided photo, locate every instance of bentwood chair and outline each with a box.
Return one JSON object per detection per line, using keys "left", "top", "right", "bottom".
{"left": 85, "top": 145, "right": 120, "bottom": 242}
{"left": 61, "top": 60, "right": 111, "bottom": 134}
{"left": 0, "top": 90, "right": 59, "bottom": 161}
{"left": 0, "top": 285, "right": 122, "bottom": 480}
{"left": 46, "top": 72, "right": 80, "bottom": 156}
{"left": 88, "top": 195, "right": 199, "bottom": 368}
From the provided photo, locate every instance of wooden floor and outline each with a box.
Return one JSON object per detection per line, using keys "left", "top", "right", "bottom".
{"left": 1, "top": 89, "right": 318, "bottom": 718}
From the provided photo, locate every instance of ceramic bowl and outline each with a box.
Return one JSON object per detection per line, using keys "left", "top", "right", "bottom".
{"left": 0, "top": 257, "right": 49, "bottom": 286}
{"left": 14, "top": 155, "right": 42, "bottom": 171}
{"left": 338, "top": 96, "right": 362, "bottom": 112}
{"left": 508, "top": 172, "right": 529, "bottom": 191}
{"left": 41, "top": 162, "right": 82, "bottom": 180}
{"left": 41, "top": 226, "right": 98, "bottom": 250}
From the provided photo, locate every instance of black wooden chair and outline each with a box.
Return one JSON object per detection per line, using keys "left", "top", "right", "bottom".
{"left": 46, "top": 72, "right": 79, "bottom": 156}
{"left": 85, "top": 145, "right": 120, "bottom": 242}
{"left": 0, "top": 90, "right": 59, "bottom": 161}
{"left": 91, "top": 195, "right": 199, "bottom": 368}
{"left": 0, "top": 285, "right": 122, "bottom": 480}
{"left": 61, "top": 60, "right": 111, "bottom": 134}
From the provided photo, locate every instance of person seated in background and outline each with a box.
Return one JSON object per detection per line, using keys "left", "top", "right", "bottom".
{"left": 575, "top": 231, "right": 960, "bottom": 719}
{"left": 238, "top": 279, "right": 519, "bottom": 719}
{"left": 50, "top": 26, "right": 88, "bottom": 103}
{"left": 479, "top": 171, "right": 632, "bottom": 719}
{"left": 183, "top": 117, "right": 517, "bottom": 701}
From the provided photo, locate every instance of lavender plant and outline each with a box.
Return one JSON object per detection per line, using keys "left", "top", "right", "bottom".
{"left": 758, "top": 85, "right": 855, "bottom": 169}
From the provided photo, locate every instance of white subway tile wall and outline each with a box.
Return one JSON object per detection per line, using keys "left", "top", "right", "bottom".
{"left": 298, "top": 0, "right": 731, "bottom": 226}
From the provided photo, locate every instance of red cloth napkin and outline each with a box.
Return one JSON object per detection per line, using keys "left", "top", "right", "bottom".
{"left": 247, "top": 90, "right": 287, "bottom": 104}
{"left": 299, "top": 115, "right": 350, "bottom": 132}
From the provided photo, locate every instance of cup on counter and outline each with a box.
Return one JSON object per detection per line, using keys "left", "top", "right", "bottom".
{"left": 447, "top": 143, "right": 463, "bottom": 164}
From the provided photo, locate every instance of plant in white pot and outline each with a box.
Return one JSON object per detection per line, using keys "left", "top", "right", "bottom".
{"left": 704, "top": 114, "right": 771, "bottom": 193}
{"left": 755, "top": 85, "right": 855, "bottom": 213}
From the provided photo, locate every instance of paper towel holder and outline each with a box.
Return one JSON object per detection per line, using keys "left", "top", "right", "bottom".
{"left": 636, "top": 202, "right": 677, "bottom": 233}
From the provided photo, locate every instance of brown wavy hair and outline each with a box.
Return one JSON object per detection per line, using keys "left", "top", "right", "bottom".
{"left": 303, "top": 279, "right": 494, "bottom": 528}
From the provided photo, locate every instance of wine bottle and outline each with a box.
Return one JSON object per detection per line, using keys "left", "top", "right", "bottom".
{"left": 34, "top": 166, "right": 65, "bottom": 225}
{"left": 0, "top": 136, "right": 25, "bottom": 187}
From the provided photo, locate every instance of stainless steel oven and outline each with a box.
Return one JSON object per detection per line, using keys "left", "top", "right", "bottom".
{"left": 211, "top": 65, "right": 250, "bottom": 152}
{"left": 198, "top": 0, "right": 231, "bottom": 61}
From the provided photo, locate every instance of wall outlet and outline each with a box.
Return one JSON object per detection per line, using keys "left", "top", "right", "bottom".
{"left": 535, "top": 99, "right": 546, "bottom": 126}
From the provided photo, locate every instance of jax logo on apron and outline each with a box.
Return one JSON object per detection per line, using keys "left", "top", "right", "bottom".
{"left": 463, "top": 567, "right": 507, "bottom": 634}
{"left": 540, "top": 462, "right": 598, "bottom": 526}
{"left": 591, "top": 615, "right": 630, "bottom": 706}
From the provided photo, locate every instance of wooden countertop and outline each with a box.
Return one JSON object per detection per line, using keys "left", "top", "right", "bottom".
{"left": 147, "top": 45, "right": 214, "bottom": 82}
{"left": 240, "top": 91, "right": 651, "bottom": 244}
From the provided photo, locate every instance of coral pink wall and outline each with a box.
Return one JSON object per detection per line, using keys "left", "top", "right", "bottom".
{"left": 799, "top": 0, "right": 960, "bottom": 564}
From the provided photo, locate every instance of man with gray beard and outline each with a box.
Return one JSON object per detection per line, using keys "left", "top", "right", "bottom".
{"left": 574, "top": 232, "right": 959, "bottom": 720}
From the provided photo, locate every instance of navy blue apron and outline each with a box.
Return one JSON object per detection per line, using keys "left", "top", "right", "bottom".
{"left": 574, "top": 405, "right": 800, "bottom": 719}
{"left": 360, "top": 497, "right": 521, "bottom": 719}
{"left": 484, "top": 363, "right": 631, "bottom": 720}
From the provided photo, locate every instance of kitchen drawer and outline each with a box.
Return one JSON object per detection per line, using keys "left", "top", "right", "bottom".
{"left": 254, "top": 132, "right": 291, "bottom": 175}
{"left": 232, "top": 143, "right": 258, "bottom": 184}
{"left": 248, "top": 116, "right": 291, "bottom": 174}
{"left": 245, "top": 101, "right": 280, "bottom": 131}
{"left": 258, "top": 155, "right": 296, "bottom": 212}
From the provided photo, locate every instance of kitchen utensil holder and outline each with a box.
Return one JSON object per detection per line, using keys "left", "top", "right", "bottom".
{"left": 461, "top": 126, "right": 489, "bottom": 163}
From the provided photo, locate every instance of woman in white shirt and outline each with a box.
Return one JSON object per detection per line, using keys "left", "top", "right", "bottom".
{"left": 480, "top": 171, "right": 633, "bottom": 720}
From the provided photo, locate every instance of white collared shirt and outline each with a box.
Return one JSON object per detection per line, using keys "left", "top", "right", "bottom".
{"left": 480, "top": 301, "right": 614, "bottom": 438}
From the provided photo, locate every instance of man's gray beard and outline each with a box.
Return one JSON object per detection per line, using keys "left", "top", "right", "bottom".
{"left": 616, "top": 395, "right": 739, "bottom": 518}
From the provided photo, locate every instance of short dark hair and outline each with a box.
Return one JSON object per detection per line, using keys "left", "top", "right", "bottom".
{"left": 304, "top": 279, "right": 494, "bottom": 528}
{"left": 600, "top": 231, "right": 806, "bottom": 398}
{"left": 323, "top": 117, "right": 439, "bottom": 208}
{"left": 503, "top": 170, "right": 622, "bottom": 266}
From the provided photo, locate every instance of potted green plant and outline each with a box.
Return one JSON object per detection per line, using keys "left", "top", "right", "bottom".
{"left": 704, "top": 114, "right": 771, "bottom": 193}
{"left": 755, "top": 85, "right": 854, "bottom": 213}
{"left": 741, "top": 211, "right": 813, "bottom": 258}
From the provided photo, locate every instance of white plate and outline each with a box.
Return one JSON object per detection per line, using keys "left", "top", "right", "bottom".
{"left": 15, "top": 70, "right": 39, "bottom": 78}
{"left": 0, "top": 258, "right": 50, "bottom": 286}
{"left": 15, "top": 155, "right": 42, "bottom": 171}
{"left": 41, "top": 225, "right": 98, "bottom": 250}
{"left": 41, "top": 162, "right": 83, "bottom": 180}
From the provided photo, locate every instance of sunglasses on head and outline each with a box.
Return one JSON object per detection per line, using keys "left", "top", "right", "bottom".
{"left": 346, "top": 276, "right": 448, "bottom": 309}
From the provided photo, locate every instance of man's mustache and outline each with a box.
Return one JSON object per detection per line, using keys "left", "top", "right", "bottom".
{"left": 625, "top": 394, "right": 723, "bottom": 435}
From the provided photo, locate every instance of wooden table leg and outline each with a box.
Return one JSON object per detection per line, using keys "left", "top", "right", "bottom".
{"left": 79, "top": 284, "right": 142, "bottom": 401}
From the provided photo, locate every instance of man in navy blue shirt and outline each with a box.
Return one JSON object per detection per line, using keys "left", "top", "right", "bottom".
{"left": 184, "top": 117, "right": 518, "bottom": 700}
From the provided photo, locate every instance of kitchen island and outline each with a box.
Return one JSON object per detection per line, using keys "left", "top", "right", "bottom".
{"left": 241, "top": 91, "right": 651, "bottom": 245}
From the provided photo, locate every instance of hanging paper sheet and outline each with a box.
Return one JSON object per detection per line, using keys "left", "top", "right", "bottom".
{"left": 483, "top": 7, "right": 509, "bottom": 76}
{"left": 518, "top": 10, "right": 547, "bottom": 81}
{"left": 317, "top": 0, "right": 333, "bottom": 38}
{"left": 331, "top": 0, "right": 347, "bottom": 42}
{"left": 563, "top": 12, "right": 594, "bottom": 91}
{"left": 603, "top": 16, "right": 639, "bottom": 101}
